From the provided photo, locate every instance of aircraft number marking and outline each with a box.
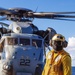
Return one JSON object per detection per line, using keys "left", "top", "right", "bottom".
{"left": 20, "top": 59, "right": 30, "bottom": 66}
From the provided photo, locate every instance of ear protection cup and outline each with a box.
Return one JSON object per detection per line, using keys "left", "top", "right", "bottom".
{"left": 63, "top": 40, "right": 68, "bottom": 48}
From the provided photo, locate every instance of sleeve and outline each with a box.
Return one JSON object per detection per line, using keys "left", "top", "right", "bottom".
{"left": 42, "top": 51, "right": 51, "bottom": 75}
{"left": 62, "top": 55, "right": 72, "bottom": 75}
{"left": 42, "top": 66, "right": 45, "bottom": 75}
{"left": 42, "top": 58, "right": 47, "bottom": 75}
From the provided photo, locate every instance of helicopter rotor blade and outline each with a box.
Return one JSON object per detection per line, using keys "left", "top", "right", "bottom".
{"left": 38, "top": 12, "right": 75, "bottom": 15}
{"left": 27, "top": 12, "right": 75, "bottom": 19}
{"left": 0, "top": 17, "right": 7, "bottom": 21}
{"left": 0, "top": 22, "right": 9, "bottom": 27}
{"left": 50, "top": 18, "right": 75, "bottom": 21}
{"left": 0, "top": 7, "right": 18, "bottom": 16}
{"left": 1, "top": 7, "right": 75, "bottom": 21}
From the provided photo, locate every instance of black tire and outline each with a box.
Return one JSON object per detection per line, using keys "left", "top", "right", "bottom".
{"left": 35, "top": 66, "right": 42, "bottom": 75}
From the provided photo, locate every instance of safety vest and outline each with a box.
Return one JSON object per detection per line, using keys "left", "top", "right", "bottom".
{"left": 42, "top": 49, "right": 71, "bottom": 75}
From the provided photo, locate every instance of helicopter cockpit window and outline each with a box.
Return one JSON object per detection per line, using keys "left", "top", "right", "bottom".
{"left": 20, "top": 38, "right": 30, "bottom": 46}
{"left": 7, "top": 38, "right": 18, "bottom": 45}
{"left": 32, "top": 39, "right": 42, "bottom": 48}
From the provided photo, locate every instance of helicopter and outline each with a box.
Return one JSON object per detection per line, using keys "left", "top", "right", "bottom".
{"left": 0, "top": 7, "right": 75, "bottom": 75}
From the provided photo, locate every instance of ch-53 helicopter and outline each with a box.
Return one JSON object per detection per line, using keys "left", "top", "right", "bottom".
{"left": 0, "top": 7, "right": 75, "bottom": 75}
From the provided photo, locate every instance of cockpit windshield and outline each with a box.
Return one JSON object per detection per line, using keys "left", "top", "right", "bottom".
{"left": 7, "top": 37, "right": 42, "bottom": 47}
{"left": 32, "top": 39, "right": 42, "bottom": 48}
{"left": 7, "top": 38, "right": 18, "bottom": 45}
{"left": 20, "top": 38, "right": 30, "bottom": 46}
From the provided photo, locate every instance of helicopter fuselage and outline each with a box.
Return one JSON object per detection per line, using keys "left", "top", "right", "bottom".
{"left": 0, "top": 33, "right": 44, "bottom": 75}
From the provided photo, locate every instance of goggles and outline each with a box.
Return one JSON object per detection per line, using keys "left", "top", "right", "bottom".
{"left": 52, "top": 40, "right": 63, "bottom": 46}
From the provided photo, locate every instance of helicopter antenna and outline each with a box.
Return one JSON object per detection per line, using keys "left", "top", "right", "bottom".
{"left": 31, "top": 6, "right": 38, "bottom": 22}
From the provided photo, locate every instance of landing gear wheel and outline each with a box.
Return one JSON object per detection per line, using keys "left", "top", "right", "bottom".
{"left": 35, "top": 66, "right": 42, "bottom": 75}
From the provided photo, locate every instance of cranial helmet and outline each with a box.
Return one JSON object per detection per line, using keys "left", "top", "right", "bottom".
{"left": 52, "top": 34, "right": 65, "bottom": 41}
{"left": 50, "top": 34, "right": 68, "bottom": 48}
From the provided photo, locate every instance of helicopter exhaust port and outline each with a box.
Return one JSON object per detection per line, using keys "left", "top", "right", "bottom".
{"left": 34, "top": 27, "right": 57, "bottom": 45}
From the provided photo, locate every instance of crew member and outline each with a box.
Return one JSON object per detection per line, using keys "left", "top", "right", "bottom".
{"left": 42, "top": 34, "right": 72, "bottom": 75}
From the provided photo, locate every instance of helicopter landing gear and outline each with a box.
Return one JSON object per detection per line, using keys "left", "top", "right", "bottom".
{"left": 35, "top": 65, "right": 42, "bottom": 75}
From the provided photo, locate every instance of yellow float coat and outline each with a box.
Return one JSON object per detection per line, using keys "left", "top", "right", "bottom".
{"left": 42, "top": 49, "right": 72, "bottom": 75}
